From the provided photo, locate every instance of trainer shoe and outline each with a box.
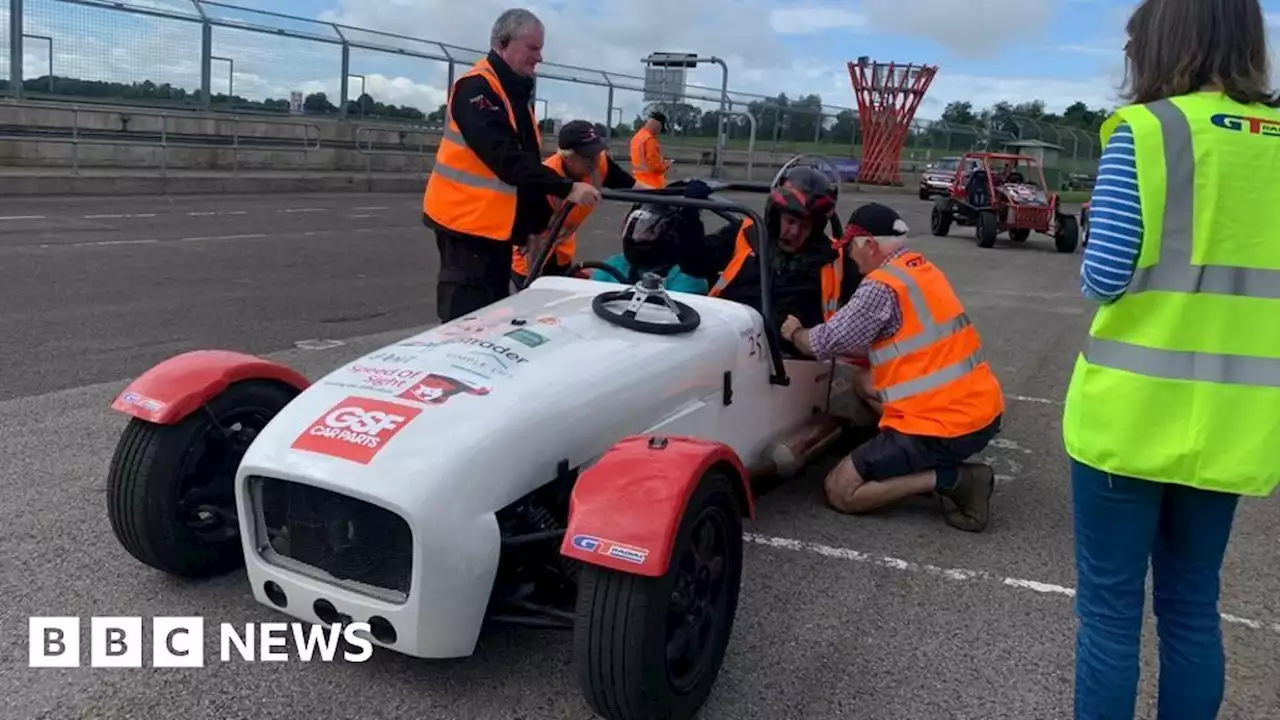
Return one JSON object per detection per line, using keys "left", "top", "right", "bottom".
{"left": 938, "top": 463, "right": 994, "bottom": 533}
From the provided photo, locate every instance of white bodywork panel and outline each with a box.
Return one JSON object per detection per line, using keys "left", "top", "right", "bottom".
{"left": 235, "top": 276, "right": 838, "bottom": 658}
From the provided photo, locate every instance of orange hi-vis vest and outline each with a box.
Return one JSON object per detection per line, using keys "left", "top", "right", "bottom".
{"left": 423, "top": 58, "right": 542, "bottom": 242}
{"left": 512, "top": 151, "right": 608, "bottom": 277}
{"left": 629, "top": 127, "right": 666, "bottom": 188}
{"left": 708, "top": 217, "right": 845, "bottom": 320}
{"left": 865, "top": 251, "right": 1004, "bottom": 437}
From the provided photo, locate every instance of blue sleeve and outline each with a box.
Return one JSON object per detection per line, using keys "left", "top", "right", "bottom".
{"left": 667, "top": 267, "right": 709, "bottom": 295}
{"left": 1080, "top": 122, "right": 1143, "bottom": 303}
{"left": 591, "top": 254, "right": 630, "bottom": 284}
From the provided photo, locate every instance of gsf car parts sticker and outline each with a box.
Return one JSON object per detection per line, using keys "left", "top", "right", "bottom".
{"left": 290, "top": 396, "right": 423, "bottom": 464}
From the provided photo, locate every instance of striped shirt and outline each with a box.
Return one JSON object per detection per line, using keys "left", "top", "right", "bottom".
{"left": 807, "top": 248, "right": 906, "bottom": 360}
{"left": 1080, "top": 122, "right": 1144, "bottom": 302}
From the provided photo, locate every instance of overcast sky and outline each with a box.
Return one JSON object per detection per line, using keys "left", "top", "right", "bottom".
{"left": 3, "top": 0, "right": 1279, "bottom": 126}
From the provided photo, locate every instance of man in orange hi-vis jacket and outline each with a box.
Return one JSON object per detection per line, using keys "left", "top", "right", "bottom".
{"left": 629, "top": 110, "right": 671, "bottom": 187}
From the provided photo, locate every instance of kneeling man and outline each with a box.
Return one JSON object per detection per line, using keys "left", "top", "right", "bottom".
{"left": 782, "top": 203, "right": 1004, "bottom": 532}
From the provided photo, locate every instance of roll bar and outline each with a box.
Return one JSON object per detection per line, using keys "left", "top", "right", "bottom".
{"left": 520, "top": 158, "right": 849, "bottom": 386}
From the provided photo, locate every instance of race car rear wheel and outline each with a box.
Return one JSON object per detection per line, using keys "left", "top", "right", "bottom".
{"left": 573, "top": 468, "right": 744, "bottom": 720}
{"left": 106, "top": 380, "right": 296, "bottom": 578}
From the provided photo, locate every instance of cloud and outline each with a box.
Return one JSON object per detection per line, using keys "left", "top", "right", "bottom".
{"left": 857, "top": 0, "right": 1057, "bottom": 59}
{"left": 0, "top": 0, "right": 1199, "bottom": 138}
{"left": 770, "top": 7, "right": 868, "bottom": 35}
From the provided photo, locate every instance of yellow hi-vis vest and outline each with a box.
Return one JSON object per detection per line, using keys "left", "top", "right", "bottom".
{"left": 1062, "top": 91, "right": 1280, "bottom": 497}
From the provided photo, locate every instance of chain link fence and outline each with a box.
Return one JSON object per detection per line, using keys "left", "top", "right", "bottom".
{"left": 0, "top": 0, "right": 1104, "bottom": 178}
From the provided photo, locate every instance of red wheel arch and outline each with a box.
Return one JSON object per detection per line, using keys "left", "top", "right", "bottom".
{"left": 560, "top": 435, "right": 754, "bottom": 578}
{"left": 111, "top": 349, "right": 310, "bottom": 425}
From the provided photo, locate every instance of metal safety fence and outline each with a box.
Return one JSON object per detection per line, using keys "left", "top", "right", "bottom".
{"left": 0, "top": 0, "right": 1104, "bottom": 176}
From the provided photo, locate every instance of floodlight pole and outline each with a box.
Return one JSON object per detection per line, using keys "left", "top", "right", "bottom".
{"left": 707, "top": 56, "right": 729, "bottom": 180}
{"left": 644, "top": 52, "right": 731, "bottom": 178}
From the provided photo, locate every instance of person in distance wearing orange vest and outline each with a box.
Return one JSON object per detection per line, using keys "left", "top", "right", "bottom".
{"left": 512, "top": 120, "right": 643, "bottom": 285}
{"left": 629, "top": 111, "right": 672, "bottom": 188}
{"left": 675, "top": 167, "right": 861, "bottom": 337}
{"left": 422, "top": 9, "right": 602, "bottom": 322}
{"left": 781, "top": 203, "right": 1005, "bottom": 533}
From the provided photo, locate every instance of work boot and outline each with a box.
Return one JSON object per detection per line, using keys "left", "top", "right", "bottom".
{"left": 938, "top": 463, "right": 994, "bottom": 533}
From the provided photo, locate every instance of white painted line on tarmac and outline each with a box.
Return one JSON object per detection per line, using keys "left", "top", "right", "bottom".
{"left": 174, "top": 233, "right": 268, "bottom": 243}
{"left": 84, "top": 213, "right": 157, "bottom": 219}
{"left": 349, "top": 214, "right": 373, "bottom": 219}
{"left": 352, "top": 205, "right": 389, "bottom": 211}
{"left": 743, "top": 533, "right": 1280, "bottom": 636}
{"left": 0, "top": 215, "right": 46, "bottom": 220}
{"left": 1007, "top": 394, "right": 1063, "bottom": 405}
{"left": 282, "top": 207, "right": 326, "bottom": 213}
{"left": 47, "top": 238, "right": 159, "bottom": 248}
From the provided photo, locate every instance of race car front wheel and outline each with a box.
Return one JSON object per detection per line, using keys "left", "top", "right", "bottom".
{"left": 106, "top": 379, "right": 296, "bottom": 578}
{"left": 573, "top": 468, "right": 744, "bottom": 720}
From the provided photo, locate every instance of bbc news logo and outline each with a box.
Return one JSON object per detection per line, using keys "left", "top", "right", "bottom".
{"left": 26, "top": 617, "right": 374, "bottom": 667}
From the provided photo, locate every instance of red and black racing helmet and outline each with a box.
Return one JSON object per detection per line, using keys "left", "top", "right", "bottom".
{"left": 765, "top": 165, "right": 838, "bottom": 239}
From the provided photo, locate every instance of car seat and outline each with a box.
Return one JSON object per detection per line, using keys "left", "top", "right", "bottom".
{"left": 1005, "top": 170, "right": 1024, "bottom": 184}
{"left": 967, "top": 170, "right": 990, "bottom": 208}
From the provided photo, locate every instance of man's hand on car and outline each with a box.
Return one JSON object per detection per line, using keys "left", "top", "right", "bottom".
{"left": 567, "top": 182, "right": 602, "bottom": 206}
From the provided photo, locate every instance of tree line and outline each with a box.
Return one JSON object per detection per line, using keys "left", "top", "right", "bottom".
{"left": 0, "top": 75, "right": 1111, "bottom": 151}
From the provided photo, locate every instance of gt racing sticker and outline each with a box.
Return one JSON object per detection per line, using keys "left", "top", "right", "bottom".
{"left": 570, "top": 534, "right": 650, "bottom": 565}
{"left": 290, "top": 396, "right": 422, "bottom": 465}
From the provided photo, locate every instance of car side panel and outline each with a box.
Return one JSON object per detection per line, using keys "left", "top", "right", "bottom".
{"left": 560, "top": 435, "right": 752, "bottom": 578}
{"left": 111, "top": 349, "right": 310, "bottom": 424}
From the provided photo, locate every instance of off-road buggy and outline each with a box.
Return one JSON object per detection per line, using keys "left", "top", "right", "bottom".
{"left": 929, "top": 151, "right": 1080, "bottom": 253}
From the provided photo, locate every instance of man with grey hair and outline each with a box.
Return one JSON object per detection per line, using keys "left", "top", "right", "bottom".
{"left": 782, "top": 202, "right": 1005, "bottom": 534}
{"left": 423, "top": 8, "right": 601, "bottom": 322}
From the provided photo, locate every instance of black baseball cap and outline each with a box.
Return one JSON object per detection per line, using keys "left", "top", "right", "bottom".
{"left": 846, "top": 202, "right": 909, "bottom": 238}
{"left": 648, "top": 110, "right": 668, "bottom": 131}
{"left": 558, "top": 120, "right": 608, "bottom": 156}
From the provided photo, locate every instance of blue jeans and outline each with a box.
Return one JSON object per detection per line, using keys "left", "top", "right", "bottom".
{"left": 1071, "top": 459, "right": 1240, "bottom": 720}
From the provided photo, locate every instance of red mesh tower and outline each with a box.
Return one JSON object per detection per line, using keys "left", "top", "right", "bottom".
{"left": 848, "top": 58, "right": 937, "bottom": 186}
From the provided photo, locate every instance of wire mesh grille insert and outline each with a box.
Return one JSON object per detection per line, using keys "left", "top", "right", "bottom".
{"left": 256, "top": 476, "right": 412, "bottom": 598}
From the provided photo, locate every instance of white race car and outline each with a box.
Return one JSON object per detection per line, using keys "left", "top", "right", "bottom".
{"left": 104, "top": 179, "right": 862, "bottom": 720}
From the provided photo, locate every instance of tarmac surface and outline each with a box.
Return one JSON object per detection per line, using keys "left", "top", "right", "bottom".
{"left": 0, "top": 190, "right": 1277, "bottom": 720}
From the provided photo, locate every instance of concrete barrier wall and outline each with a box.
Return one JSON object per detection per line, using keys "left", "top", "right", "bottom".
{"left": 0, "top": 100, "right": 929, "bottom": 196}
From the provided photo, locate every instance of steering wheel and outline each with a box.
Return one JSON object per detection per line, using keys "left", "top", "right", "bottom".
{"left": 569, "top": 260, "right": 630, "bottom": 284}
{"left": 592, "top": 273, "right": 700, "bottom": 335}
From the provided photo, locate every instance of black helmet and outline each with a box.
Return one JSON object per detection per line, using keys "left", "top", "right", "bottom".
{"left": 621, "top": 203, "right": 688, "bottom": 273}
{"left": 766, "top": 165, "right": 837, "bottom": 241}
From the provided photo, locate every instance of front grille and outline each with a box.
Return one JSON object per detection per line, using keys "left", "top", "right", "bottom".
{"left": 252, "top": 476, "right": 413, "bottom": 602}
{"left": 1012, "top": 206, "right": 1052, "bottom": 226}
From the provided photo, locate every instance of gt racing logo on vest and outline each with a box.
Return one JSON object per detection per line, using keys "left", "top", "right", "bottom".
{"left": 290, "top": 396, "right": 423, "bottom": 465}
{"left": 1211, "top": 113, "right": 1280, "bottom": 137}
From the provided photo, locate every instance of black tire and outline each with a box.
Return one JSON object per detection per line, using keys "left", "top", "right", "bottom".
{"left": 930, "top": 201, "right": 952, "bottom": 237}
{"left": 574, "top": 468, "right": 744, "bottom": 720}
{"left": 976, "top": 211, "right": 998, "bottom": 248}
{"left": 918, "top": 187, "right": 929, "bottom": 201}
{"left": 106, "top": 379, "right": 298, "bottom": 578}
{"left": 1055, "top": 214, "right": 1080, "bottom": 253}
{"left": 1008, "top": 228, "right": 1031, "bottom": 243}
{"left": 1080, "top": 208, "right": 1090, "bottom": 248}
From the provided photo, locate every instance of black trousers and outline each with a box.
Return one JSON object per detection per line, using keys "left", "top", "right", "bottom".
{"left": 434, "top": 229, "right": 514, "bottom": 322}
